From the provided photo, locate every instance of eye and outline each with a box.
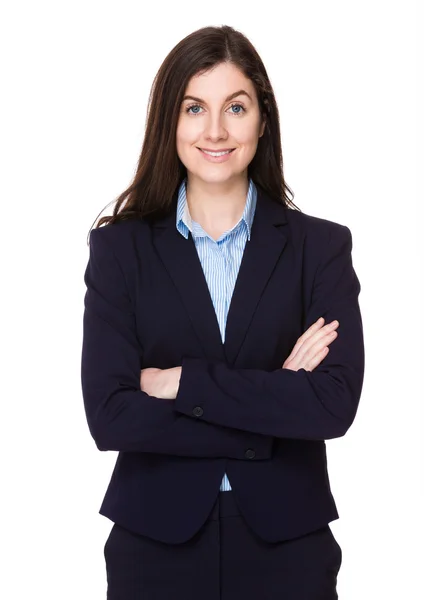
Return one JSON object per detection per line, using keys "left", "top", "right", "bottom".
{"left": 228, "top": 103, "right": 245, "bottom": 115}
{"left": 185, "top": 103, "right": 246, "bottom": 116}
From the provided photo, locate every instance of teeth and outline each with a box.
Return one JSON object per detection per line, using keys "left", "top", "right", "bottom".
{"left": 202, "top": 149, "right": 232, "bottom": 157}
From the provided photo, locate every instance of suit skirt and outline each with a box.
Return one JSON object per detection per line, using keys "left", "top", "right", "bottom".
{"left": 104, "top": 490, "right": 342, "bottom": 599}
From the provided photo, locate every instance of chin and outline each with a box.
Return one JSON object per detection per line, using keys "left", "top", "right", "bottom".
{"left": 191, "top": 171, "right": 230, "bottom": 181}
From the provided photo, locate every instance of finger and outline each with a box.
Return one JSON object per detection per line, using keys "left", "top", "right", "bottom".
{"left": 285, "top": 318, "right": 326, "bottom": 362}
{"left": 298, "top": 317, "right": 326, "bottom": 344}
{"left": 290, "top": 323, "right": 338, "bottom": 365}
{"left": 289, "top": 317, "right": 337, "bottom": 361}
{"left": 301, "top": 319, "right": 338, "bottom": 345}
{"left": 304, "top": 346, "right": 329, "bottom": 372}
{"left": 302, "top": 331, "right": 338, "bottom": 366}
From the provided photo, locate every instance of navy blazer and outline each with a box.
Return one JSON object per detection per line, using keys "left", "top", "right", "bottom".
{"left": 81, "top": 183, "right": 365, "bottom": 544}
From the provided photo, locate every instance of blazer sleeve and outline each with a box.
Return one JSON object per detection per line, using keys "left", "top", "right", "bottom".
{"left": 81, "top": 226, "right": 273, "bottom": 457}
{"left": 174, "top": 224, "right": 365, "bottom": 441}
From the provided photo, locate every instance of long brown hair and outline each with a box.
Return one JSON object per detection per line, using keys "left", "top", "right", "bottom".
{"left": 88, "top": 25, "right": 300, "bottom": 241}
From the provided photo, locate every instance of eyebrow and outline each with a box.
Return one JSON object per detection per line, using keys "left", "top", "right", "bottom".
{"left": 182, "top": 89, "right": 253, "bottom": 104}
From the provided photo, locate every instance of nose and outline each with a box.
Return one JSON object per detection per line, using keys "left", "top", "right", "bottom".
{"left": 203, "top": 111, "right": 228, "bottom": 141}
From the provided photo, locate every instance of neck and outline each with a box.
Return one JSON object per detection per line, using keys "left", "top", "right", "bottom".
{"left": 185, "top": 175, "right": 249, "bottom": 230}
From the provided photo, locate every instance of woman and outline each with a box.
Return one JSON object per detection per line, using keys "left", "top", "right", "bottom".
{"left": 81, "top": 24, "right": 365, "bottom": 599}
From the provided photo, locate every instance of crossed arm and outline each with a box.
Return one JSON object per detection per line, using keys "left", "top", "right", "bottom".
{"left": 81, "top": 224, "right": 364, "bottom": 454}
{"left": 140, "top": 315, "right": 340, "bottom": 399}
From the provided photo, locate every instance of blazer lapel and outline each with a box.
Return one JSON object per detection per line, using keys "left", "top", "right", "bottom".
{"left": 153, "top": 192, "right": 226, "bottom": 362}
{"left": 223, "top": 185, "right": 288, "bottom": 364}
{"left": 152, "top": 184, "right": 288, "bottom": 365}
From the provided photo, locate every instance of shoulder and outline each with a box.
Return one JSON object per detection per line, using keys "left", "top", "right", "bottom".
{"left": 89, "top": 217, "right": 145, "bottom": 243}
{"left": 283, "top": 206, "right": 353, "bottom": 247}
{"left": 88, "top": 218, "right": 148, "bottom": 257}
{"left": 284, "top": 206, "right": 351, "bottom": 235}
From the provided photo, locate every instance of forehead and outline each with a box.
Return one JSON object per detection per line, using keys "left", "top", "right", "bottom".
{"left": 184, "top": 63, "right": 255, "bottom": 98}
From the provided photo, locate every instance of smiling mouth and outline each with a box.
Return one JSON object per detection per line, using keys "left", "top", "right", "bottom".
{"left": 197, "top": 148, "right": 236, "bottom": 155}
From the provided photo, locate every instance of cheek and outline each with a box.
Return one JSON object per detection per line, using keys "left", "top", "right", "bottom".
{"left": 177, "top": 119, "right": 202, "bottom": 141}
{"left": 234, "top": 136, "right": 260, "bottom": 155}
{"left": 233, "top": 122, "right": 262, "bottom": 144}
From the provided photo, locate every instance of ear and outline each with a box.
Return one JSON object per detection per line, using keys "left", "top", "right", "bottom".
{"left": 259, "top": 115, "right": 266, "bottom": 138}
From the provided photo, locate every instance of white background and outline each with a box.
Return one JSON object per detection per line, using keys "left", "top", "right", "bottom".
{"left": 1, "top": 1, "right": 422, "bottom": 598}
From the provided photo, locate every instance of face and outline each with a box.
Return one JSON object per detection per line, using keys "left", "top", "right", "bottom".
{"left": 176, "top": 62, "right": 266, "bottom": 186}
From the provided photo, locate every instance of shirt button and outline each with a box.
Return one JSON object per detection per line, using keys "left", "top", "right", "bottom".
{"left": 245, "top": 449, "right": 256, "bottom": 459}
{"left": 192, "top": 406, "right": 203, "bottom": 417}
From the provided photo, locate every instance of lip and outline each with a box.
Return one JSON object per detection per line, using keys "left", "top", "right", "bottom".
{"left": 198, "top": 147, "right": 235, "bottom": 152}
{"left": 197, "top": 147, "right": 236, "bottom": 163}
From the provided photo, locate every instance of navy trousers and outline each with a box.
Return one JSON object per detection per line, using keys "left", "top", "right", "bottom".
{"left": 104, "top": 491, "right": 342, "bottom": 599}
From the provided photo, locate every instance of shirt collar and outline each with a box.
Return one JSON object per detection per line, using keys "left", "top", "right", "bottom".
{"left": 176, "top": 177, "right": 257, "bottom": 241}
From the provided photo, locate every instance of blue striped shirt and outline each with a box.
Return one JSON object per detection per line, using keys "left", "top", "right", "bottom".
{"left": 176, "top": 176, "right": 257, "bottom": 491}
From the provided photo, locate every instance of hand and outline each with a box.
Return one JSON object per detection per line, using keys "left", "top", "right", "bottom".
{"left": 140, "top": 366, "right": 182, "bottom": 400}
{"left": 282, "top": 317, "right": 339, "bottom": 372}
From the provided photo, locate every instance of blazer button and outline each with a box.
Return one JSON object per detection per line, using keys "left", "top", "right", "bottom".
{"left": 192, "top": 406, "right": 203, "bottom": 417}
{"left": 245, "top": 449, "right": 256, "bottom": 459}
